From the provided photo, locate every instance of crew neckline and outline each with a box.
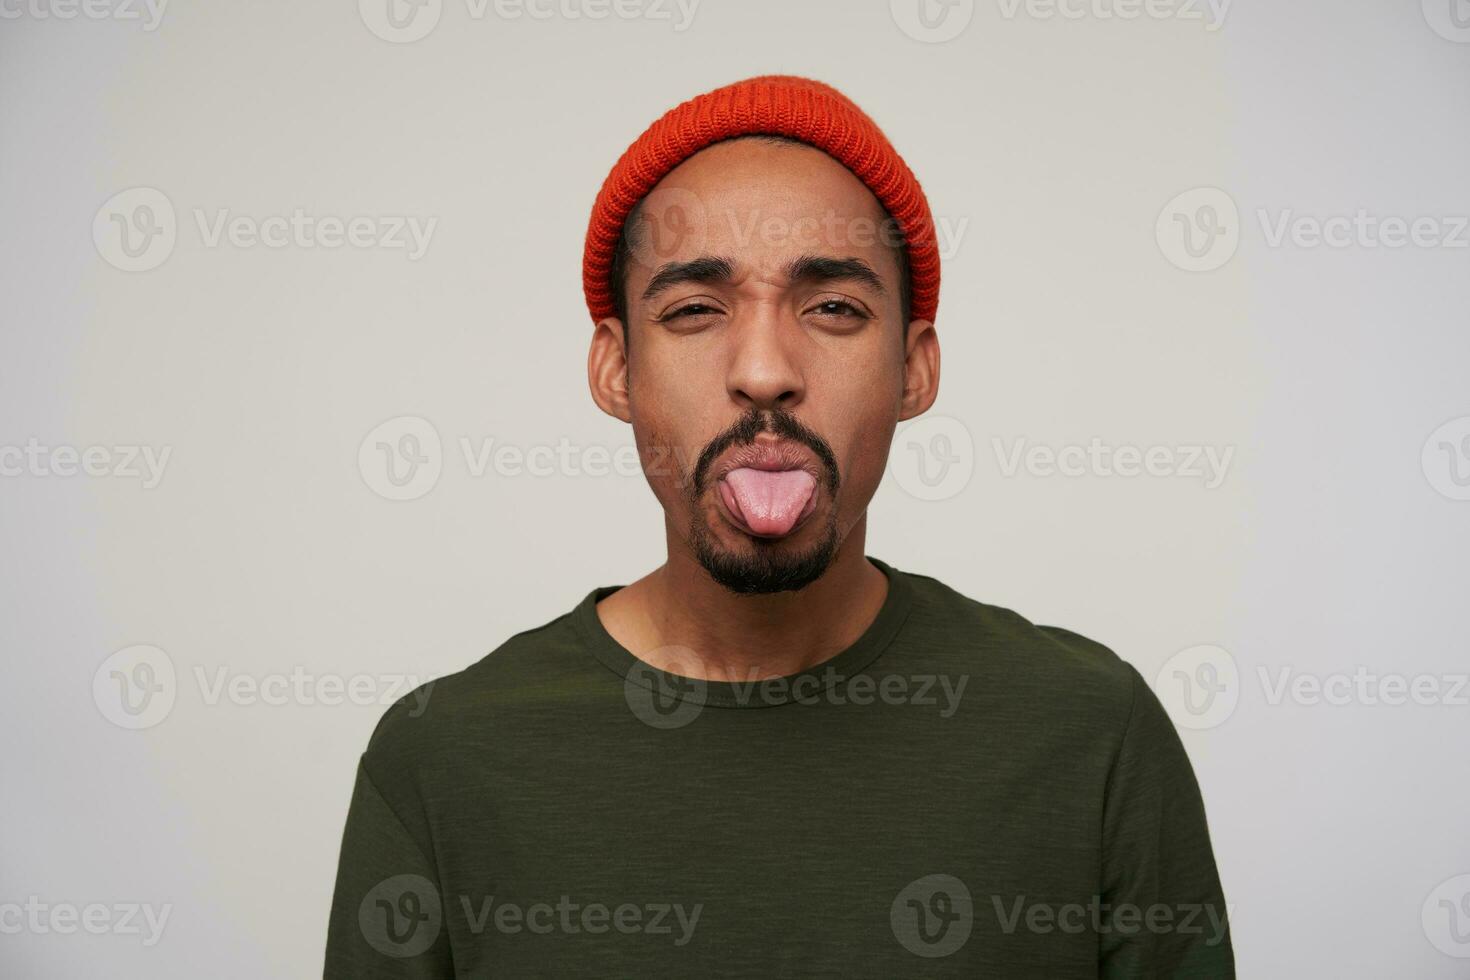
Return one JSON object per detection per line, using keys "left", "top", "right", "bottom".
{"left": 572, "top": 555, "right": 915, "bottom": 709}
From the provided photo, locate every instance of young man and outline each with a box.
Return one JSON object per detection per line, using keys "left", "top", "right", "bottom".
{"left": 325, "top": 75, "right": 1234, "bottom": 977}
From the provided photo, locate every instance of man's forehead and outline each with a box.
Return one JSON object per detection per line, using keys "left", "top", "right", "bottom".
{"left": 629, "top": 139, "right": 901, "bottom": 278}
{"left": 647, "top": 140, "right": 892, "bottom": 239}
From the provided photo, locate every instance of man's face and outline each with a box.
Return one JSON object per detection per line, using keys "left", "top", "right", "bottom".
{"left": 600, "top": 138, "right": 930, "bottom": 594}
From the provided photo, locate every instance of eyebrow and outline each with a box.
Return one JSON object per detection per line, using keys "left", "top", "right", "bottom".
{"left": 640, "top": 253, "right": 888, "bottom": 303}
{"left": 641, "top": 256, "right": 735, "bottom": 302}
{"left": 785, "top": 254, "right": 887, "bottom": 296}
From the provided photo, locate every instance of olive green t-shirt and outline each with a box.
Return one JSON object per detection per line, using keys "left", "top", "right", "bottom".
{"left": 324, "top": 557, "right": 1233, "bottom": 978}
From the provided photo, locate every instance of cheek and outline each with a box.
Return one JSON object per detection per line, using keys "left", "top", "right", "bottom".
{"left": 820, "top": 380, "right": 904, "bottom": 505}
{"left": 841, "top": 409, "right": 900, "bottom": 493}
{"left": 629, "top": 338, "right": 718, "bottom": 419}
{"left": 631, "top": 418, "right": 686, "bottom": 509}
{"left": 630, "top": 401, "right": 710, "bottom": 514}
{"left": 628, "top": 352, "right": 727, "bottom": 491}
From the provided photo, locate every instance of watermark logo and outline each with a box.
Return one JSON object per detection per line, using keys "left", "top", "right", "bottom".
{"left": 360, "top": 874, "right": 443, "bottom": 958}
{"left": 1157, "top": 187, "right": 1239, "bottom": 272}
{"left": 622, "top": 655, "right": 970, "bottom": 725}
{"left": 623, "top": 651, "right": 707, "bottom": 730}
{"left": 1422, "top": 416, "right": 1470, "bottom": 501}
{"left": 626, "top": 185, "right": 709, "bottom": 271}
{"left": 1423, "top": 0, "right": 1470, "bottom": 43}
{"left": 889, "top": 416, "right": 975, "bottom": 501}
{"left": 891, "top": 874, "right": 973, "bottom": 958}
{"left": 1154, "top": 644, "right": 1238, "bottom": 730}
{"left": 93, "top": 645, "right": 177, "bottom": 729}
{"left": 95, "top": 188, "right": 436, "bottom": 269}
{"left": 1423, "top": 874, "right": 1470, "bottom": 958}
{"left": 359, "top": 416, "right": 443, "bottom": 501}
{"left": 95, "top": 648, "right": 432, "bottom": 721}
{"left": 359, "top": 425, "right": 681, "bottom": 499}
{"left": 891, "top": 0, "right": 974, "bottom": 42}
{"left": 360, "top": 0, "right": 442, "bottom": 42}
{"left": 628, "top": 194, "right": 972, "bottom": 270}
{"left": 1161, "top": 189, "right": 1468, "bottom": 268}
{"left": 93, "top": 187, "right": 176, "bottom": 272}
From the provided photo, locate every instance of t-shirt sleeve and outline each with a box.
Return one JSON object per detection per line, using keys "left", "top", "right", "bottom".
{"left": 323, "top": 757, "right": 454, "bottom": 978}
{"left": 1098, "top": 664, "right": 1235, "bottom": 979}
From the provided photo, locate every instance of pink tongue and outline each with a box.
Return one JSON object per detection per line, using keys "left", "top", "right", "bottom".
{"left": 723, "top": 468, "right": 816, "bottom": 536}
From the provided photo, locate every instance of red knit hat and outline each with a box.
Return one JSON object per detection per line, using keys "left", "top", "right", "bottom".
{"left": 582, "top": 74, "right": 940, "bottom": 325}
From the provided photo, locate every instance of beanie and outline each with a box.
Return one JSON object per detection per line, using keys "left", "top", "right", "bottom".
{"left": 582, "top": 74, "right": 940, "bottom": 326}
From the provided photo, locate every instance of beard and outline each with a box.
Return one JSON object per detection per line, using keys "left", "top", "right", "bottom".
{"left": 689, "top": 503, "right": 842, "bottom": 595}
{"left": 684, "top": 406, "right": 843, "bottom": 595}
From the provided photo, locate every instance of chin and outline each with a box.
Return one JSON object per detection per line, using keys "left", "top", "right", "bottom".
{"left": 689, "top": 508, "right": 842, "bottom": 595}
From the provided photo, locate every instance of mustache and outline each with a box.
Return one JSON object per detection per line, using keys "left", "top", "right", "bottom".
{"left": 690, "top": 408, "right": 840, "bottom": 497}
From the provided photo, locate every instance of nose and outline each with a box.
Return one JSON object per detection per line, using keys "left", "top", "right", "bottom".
{"left": 725, "top": 308, "right": 805, "bottom": 412}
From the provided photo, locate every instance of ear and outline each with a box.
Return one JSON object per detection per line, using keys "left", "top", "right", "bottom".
{"left": 587, "top": 316, "right": 632, "bottom": 423}
{"left": 899, "top": 318, "right": 939, "bottom": 421}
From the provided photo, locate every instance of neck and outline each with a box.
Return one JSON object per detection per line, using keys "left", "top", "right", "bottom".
{"left": 596, "top": 515, "right": 889, "bottom": 682}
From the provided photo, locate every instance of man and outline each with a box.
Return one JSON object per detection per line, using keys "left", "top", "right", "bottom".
{"left": 325, "top": 75, "right": 1234, "bottom": 977}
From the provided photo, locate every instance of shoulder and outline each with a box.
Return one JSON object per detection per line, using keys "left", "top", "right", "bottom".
{"left": 358, "top": 603, "right": 589, "bottom": 776}
{"left": 898, "top": 567, "right": 1144, "bottom": 725}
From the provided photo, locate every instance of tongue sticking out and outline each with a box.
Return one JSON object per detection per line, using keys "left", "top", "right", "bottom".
{"left": 720, "top": 468, "right": 817, "bottom": 537}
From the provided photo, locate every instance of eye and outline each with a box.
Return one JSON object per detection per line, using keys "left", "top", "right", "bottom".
{"left": 657, "top": 301, "right": 724, "bottom": 322}
{"left": 806, "top": 297, "right": 871, "bottom": 320}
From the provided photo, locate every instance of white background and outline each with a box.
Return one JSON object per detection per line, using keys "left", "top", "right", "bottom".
{"left": 2, "top": 0, "right": 1468, "bottom": 975}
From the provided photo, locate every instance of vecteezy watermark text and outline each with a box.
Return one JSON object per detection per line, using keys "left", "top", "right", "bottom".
{"left": 0, "top": 439, "right": 171, "bottom": 488}
{"left": 1257, "top": 666, "right": 1469, "bottom": 708}
{"left": 1155, "top": 644, "right": 1470, "bottom": 730}
{"left": 459, "top": 895, "right": 701, "bottom": 944}
{"left": 992, "top": 437, "right": 1234, "bottom": 489}
{"left": 1158, "top": 187, "right": 1469, "bottom": 272}
{"left": 192, "top": 209, "right": 436, "bottom": 259}
{"left": 991, "top": 895, "right": 1232, "bottom": 946}
{"left": 1257, "top": 209, "right": 1470, "bottom": 250}
{"left": 995, "top": 0, "right": 1229, "bottom": 29}
{"left": 357, "top": 875, "right": 701, "bottom": 959}
{"left": 625, "top": 658, "right": 970, "bottom": 730}
{"left": 359, "top": 0, "right": 701, "bottom": 43}
{"left": 93, "top": 187, "right": 437, "bottom": 272}
{"left": 0, "top": 0, "right": 167, "bottom": 29}
{"left": 0, "top": 898, "right": 172, "bottom": 947}
{"left": 358, "top": 416, "right": 699, "bottom": 501}
{"left": 93, "top": 644, "right": 435, "bottom": 729}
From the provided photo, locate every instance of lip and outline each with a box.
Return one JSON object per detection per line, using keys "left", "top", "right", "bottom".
{"left": 713, "top": 438, "right": 821, "bottom": 484}
{"left": 712, "top": 438, "right": 822, "bottom": 539}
